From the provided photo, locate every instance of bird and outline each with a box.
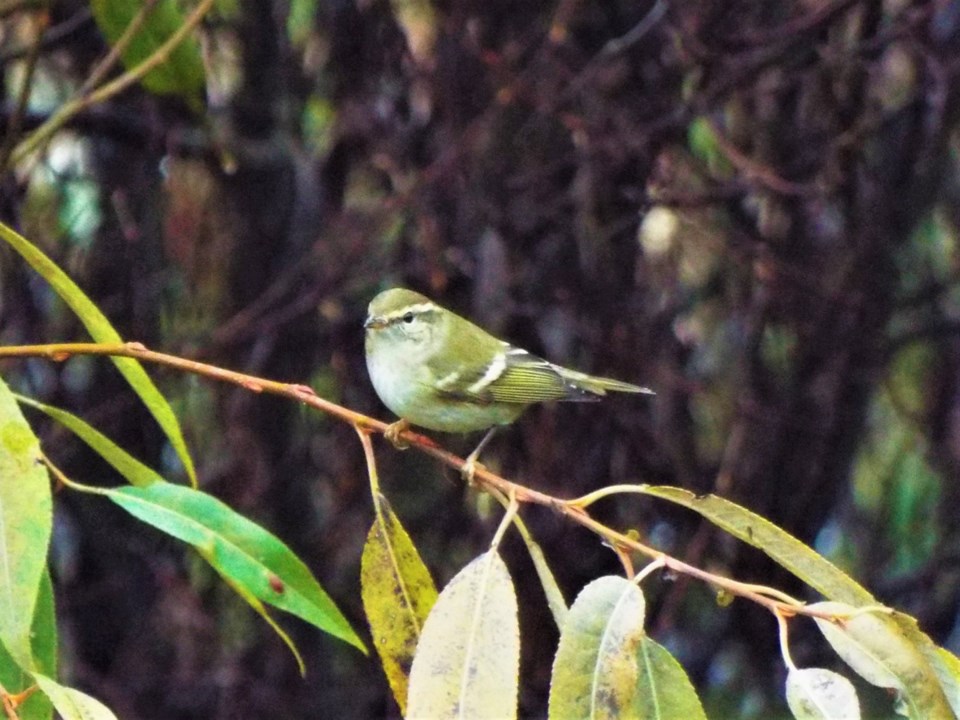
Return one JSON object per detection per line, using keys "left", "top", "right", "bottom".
{"left": 363, "top": 287, "right": 653, "bottom": 475}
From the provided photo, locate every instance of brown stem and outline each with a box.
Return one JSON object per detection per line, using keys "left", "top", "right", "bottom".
{"left": 0, "top": 341, "right": 858, "bottom": 622}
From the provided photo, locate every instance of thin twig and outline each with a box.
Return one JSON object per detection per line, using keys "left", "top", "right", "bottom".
{"left": 0, "top": 10, "right": 47, "bottom": 172}
{"left": 704, "top": 118, "right": 813, "bottom": 197}
{"left": 79, "top": 0, "right": 162, "bottom": 96}
{"left": 0, "top": 8, "right": 92, "bottom": 63}
{"left": 9, "top": 0, "right": 214, "bottom": 167}
{"left": 0, "top": 680, "right": 38, "bottom": 720}
{"left": 0, "top": 341, "right": 858, "bottom": 622}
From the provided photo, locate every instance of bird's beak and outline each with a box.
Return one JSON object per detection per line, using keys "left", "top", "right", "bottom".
{"left": 364, "top": 315, "right": 386, "bottom": 330}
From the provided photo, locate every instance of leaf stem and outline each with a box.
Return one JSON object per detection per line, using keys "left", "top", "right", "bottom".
{"left": 776, "top": 610, "right": 796, "bottom": 671}
{"left": 490, "top": 489, "right": 519, "bottom": 551}
{"left": 633, "top": 557, "right": 667, "bottom": 585}
{"left": 38, "top": 451, "right": 99, "bottom": 495}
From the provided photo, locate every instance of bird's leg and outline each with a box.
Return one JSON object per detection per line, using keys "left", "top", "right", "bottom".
{"left": 384, "top": 418, "right": 411, "bottom": 449}
{"left": 462, "top": 427, "right": 498, "bottom": 486}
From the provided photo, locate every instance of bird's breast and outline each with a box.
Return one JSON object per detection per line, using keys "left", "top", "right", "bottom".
{"left": 366, "top": 343, "right": 524, "bottom": 432}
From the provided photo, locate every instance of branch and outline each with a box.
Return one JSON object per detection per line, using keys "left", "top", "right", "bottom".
{"left": 0, "top": 341, "right": 852, "bottom": 623}
{"left": 704, "top": 118, "right": 815, "bottom": 197}
{"left": 79, "top": 0, "right": 163, "bottom": 96}
{"left": 0, "top": 10, "right": 46, "bottom": 172}
{"left": 8, "top": 0, "right": 214, "bottom": 167}
{"left": 0, "top": 7, "right": 93, "bottom": 63}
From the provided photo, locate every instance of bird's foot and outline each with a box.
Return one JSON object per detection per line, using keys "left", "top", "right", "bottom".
{"left": 384, "top": 419, "right": 411, "bottom": 449}
{"left": 460, "top": 460, "right": 483, "bottom": 487}
{"left": 460, "top": 457, "right": 488, "bottom": 487}
{"left": 460, "top": 427, "right": 497, "bottom": 486}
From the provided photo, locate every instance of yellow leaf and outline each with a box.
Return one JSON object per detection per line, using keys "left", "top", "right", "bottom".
{"left": 360, "top": 494, "right": 438, "bottom": 714}
{"left": 550, "top": 576, "right": 646, "bottom": 720}
{"left": 407, "top": 550, "right": 519, "bottom": 719}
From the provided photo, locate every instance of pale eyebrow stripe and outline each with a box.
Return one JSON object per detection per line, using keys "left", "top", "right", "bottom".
{"left": 382, "top": 302, "right": 438, "bottom": 321}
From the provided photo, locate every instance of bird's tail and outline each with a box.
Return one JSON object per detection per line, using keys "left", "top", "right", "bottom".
{"left": 559, "top": 368, "right": 655, "bottom": 396}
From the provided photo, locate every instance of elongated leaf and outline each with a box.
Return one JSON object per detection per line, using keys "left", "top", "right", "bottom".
{"left": 12, "top": 394, "right": 360, "bottom": 656}
{"left": 889, "top": 614, "right": 960, "bottom": 718}
{"left": 407, "top": 550, "right": 519, "bottom": 719}
{"left": 811, "top": 602, "right": 953, "bottom": 718}
{"left": 518, "top": 528, "right": 567, "bottom": 630}
{"left": 0, "top": 222, "right": 196, "bottom": 486}
{"left": 0, "top": 570, "right": 56, "bottom": 720}
{"left": 97, "top": 480, "right": 364, "bottom": 652}
{"left": 90, "top": 0, "right": 205, "bottom": 102}
{"left": 929, "top": 647, "right": 960, "bottom": 718}
{"left": 361, "top": 494, "right": 437, "bottom": 715}
{"left": 640, "top": 486, "right": 875, "bottom": 606}
{"left": 207, "top": 552, "right": 305, "bottom": 675}
{"left": 636, "top": 638, "right": 706, "bottom": 720}
{"left": 786, "top": 668, "right": 860, "bottom": 720}
{"left": 549, "top": 576, "right": 647, "bottom": 720}
{"left": 0, "top": 377, "right": 52, "bottom": 672}
{"left": 32, "top": 675, "right": 117, "bottom": 720}
{"left": 17, "top": 394, "right": 156, "bottom": 487}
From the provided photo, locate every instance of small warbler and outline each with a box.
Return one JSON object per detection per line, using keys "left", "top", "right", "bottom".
{"left": 364, "top": 288, "right": 653, "bottom": 471}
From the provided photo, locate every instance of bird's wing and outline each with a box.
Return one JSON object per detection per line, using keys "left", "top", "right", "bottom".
{"left": 431, "top": 345, "right": 598, "bottom": 404}
{"left": 489, "top": 348, "right": 600, "bottom": 402}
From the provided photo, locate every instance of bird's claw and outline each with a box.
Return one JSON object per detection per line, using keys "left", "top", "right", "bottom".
{"left": 384, "top": 419, "right": 411, "bottom": 449}
{"left": 460, "top": 456, "right": 489, "bottom": 486}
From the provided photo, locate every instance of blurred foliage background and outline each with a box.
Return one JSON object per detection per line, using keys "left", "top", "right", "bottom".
{"left": 2, "top": 0, "right": 960, "bottom": 717}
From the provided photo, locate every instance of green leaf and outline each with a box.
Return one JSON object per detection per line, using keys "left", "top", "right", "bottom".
{"left": 206, "top": 553, "right": 306, "bottom": 675}
{"left": 15, "top": 397, "right": 330, "bottom": 668}
{"left": 361, "top": 493, "right": 438, "bottom": 715}
{"left": 32, "top": 675, "right": 117, "bottom": 720}
{"left": 786, "top": 667, "right": 860, "bottom": 720}
{"left": 16, "top": 394, "right": 157, "bottom": 487}
{"left": 811, "top": 602, "right": 954, "bottom": 718}
{"left": 0, "top": 376, "right": 52, "bottom": 672}
{"left": 889, "top": 614, "right": 960, "bottom": 718}
{"left": 639, "top": 487, "right": 954, "bottom": 716}
{"left": 0, "top": 570, "right": 56, "bottom": 720}
{"left": 96, "top": 480, "right": 365, "bottom": 652}
{"left": 522, "top": 531, "right": 568, "bottom": 630}
{"left": 687, "top": 116, "right": 724, "bottom": 172}
{"left": 90, "top": 0, "right": 205, "bottom": 103}
{"left": 407, "top": 550, "right": 519, "bottom": 719}
{"left": 549, "top": 576, "right": 647, "bottom": 720}
{"left": 639, "top": 486, "right": 875, "bottom": 606}
{"left": 0, "top": 221, "right": 197, "bottom": 487}
{"left": 636, "top": 638, "right": 707, "bottom": 720}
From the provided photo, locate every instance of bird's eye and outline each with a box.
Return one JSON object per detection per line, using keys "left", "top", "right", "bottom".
{"left": 402, "top": 312, "right": 415, "bottom": 324}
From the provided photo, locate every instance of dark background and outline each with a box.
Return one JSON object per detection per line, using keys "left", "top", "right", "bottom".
{"left": 3, "top": 0, "right": 960, "bottom": 717}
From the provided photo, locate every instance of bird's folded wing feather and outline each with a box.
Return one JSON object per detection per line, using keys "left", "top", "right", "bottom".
{"left": 430, "top": 346, "right": 598, "bottom": 404}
